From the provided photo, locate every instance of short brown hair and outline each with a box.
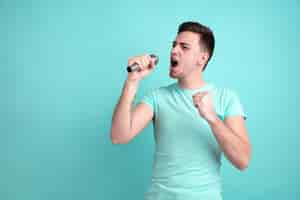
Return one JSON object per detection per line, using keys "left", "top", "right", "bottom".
{"left": 178, "top": 21, "right": 215, "bottom": 71}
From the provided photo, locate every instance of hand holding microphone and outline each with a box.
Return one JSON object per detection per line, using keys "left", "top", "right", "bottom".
{"left": 127, "top": 54, "right": 159, "bottom": 72}
{"left": 126, "top": 54, "right": 159, "bottom": 81}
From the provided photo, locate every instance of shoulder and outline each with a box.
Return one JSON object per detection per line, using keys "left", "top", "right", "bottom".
{"left": 211, "top": 84, "right": 246, "bottom": 119}
{"left": 211, "top": 84, "right": 243, "bottom": 109}
{"left": 212, "top": 85, "right": 241, "bottom": 101}
{"left": 139, "top": 83, "right": 175, "bottom": 113}
{"left": 145, "top": 82, "right": 176, "bottom": 95}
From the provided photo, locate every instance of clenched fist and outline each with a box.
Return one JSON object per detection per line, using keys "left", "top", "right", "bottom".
{"left": 127, "top": 54, "right": 157, "bottom": 82}
{"left": 192, "top": 91, "right": 219, "bottom": 123}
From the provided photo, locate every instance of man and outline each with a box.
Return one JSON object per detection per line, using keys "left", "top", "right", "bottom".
{"left": 110, "top": 21, "right": 251, "bottom": 200}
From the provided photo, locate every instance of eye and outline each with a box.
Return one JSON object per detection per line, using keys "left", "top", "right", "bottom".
{"left": 182, "top": 46, "right": 189, "bottom": 50}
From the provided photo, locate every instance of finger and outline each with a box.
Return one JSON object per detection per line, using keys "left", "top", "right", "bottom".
{"left": 128, "top": 58, "right": 136, "bottom": 66}
{"left": 145, "top": 54, "right": 151, "bottom": 61}
{"left": 202, "top": 93, "right": 213, "bottom": 103}
{"left": 144, "top": 57, "right": 151, "bottom": 69}
{"left": 134, "top": 60, "right": 144, "bottom": 71}
{"left": 149, "top": 58, "right": 155, "bottom": 69}
{"left": 194, "top": 102, "right": 200, "bottom": 108}
{"left": 192, "top": 97, "right": 200, "bottom": 106}
{"left": 128, "top": 57, "right": 141, "bottom": 67}
{"left": 147, "top": 54, "right": 153, "bottom": 61}
{"left": 193, "top": 91, "right": 209, "bottom": 98}
{"left": 193, "top": 94, "right": 209, "bottom": 102}
{"left": 193, "top": 94, "right": 206, "bottom": 101}
{"left": 140, "top": 59, "right": 145, "bottom": 69}
{"left": 145, "top": 55, "right": 151, "bottom": 67}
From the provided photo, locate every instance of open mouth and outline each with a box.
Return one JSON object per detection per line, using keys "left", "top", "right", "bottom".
{"left": 170, "top": 58, "right": 179, "bottom": 67}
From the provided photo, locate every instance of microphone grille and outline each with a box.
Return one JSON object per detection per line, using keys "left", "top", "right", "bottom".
{"left": 150, "top": 54, "right": 159, "bottom": 65}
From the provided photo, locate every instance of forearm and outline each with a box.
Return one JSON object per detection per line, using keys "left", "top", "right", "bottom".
{"left": 208, "top": 117, "right": 250, "bottom": 170}
{"left": 110, "top": 79, "right": 139, "bottom": 144}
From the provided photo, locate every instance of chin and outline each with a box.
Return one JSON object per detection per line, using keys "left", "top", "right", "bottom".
{"left": 169, "top": 71, "right": 176, "bottom": 78}
{"left": 169, "top": 65, "right": 183, "bottom": 79}
{"left": 169, "top": 72, "right": 180, "bottom": 79}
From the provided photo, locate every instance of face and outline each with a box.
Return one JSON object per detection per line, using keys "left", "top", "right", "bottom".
{"left": 169, "top": 31, "right": 207, "bottom": 79}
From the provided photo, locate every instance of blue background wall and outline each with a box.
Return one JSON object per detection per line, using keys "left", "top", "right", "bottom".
{"left": 2, "top": 0, "right": 300, "bottom": 199}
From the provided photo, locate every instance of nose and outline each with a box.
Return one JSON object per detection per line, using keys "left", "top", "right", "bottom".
{"left": 171, "top": 45, "right": 179, "bottom": 56}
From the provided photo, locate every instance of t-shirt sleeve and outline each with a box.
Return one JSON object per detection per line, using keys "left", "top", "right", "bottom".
{"left": 139, "top": 89, "right": 157, "bottom": 115}
{"left": 224, "top": 89, "right": 247, "bottom": 120}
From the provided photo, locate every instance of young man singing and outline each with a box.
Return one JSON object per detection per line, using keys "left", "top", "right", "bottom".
{"left": 110, "top": 21, "right": 251, "bottom": 200}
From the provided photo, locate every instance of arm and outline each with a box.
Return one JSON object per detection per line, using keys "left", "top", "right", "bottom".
{"left": 208, "top": 116, "right": 251, "bottom": 170}
{"left": 193, "top": 91, "right": 251, "bottom": 170}
{"left": 110, "top": 79, "right": 153, "bottom": 144}
{"left": 110, "top": 54, "right": 156, "bottom": 144}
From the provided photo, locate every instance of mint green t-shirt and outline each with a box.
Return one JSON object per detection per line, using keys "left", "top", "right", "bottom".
{"left": 140, "top": 82, "right": 247, "bottom": 200}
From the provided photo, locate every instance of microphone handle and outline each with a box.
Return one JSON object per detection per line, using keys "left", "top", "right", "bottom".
{"left": 127, "top": 54, "right": 158, "bottom": 72}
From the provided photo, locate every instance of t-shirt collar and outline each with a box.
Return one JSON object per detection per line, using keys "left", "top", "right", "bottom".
{"left": 175, "top": 81, "right": 215, "bottom": 95}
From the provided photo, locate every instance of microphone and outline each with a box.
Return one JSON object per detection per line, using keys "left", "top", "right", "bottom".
{"left": 127, "top": 54, "right": 159, "bottom": 72}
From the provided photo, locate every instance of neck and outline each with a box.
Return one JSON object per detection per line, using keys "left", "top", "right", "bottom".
{"left": 177, "top": 73, "right": 206, "bottom": 90}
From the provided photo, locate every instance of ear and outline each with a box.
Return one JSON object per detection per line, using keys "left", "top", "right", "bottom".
{"left": 197, "top": 52, "right": 209, "bottom": 68}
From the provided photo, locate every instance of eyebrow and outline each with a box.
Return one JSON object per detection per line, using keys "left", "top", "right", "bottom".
{"left": 172, "top": 41, "right": 191, "bottom": 46}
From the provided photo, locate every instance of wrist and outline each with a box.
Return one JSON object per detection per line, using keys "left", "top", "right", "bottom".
{"left": 207, "top": 114, "right": 222, "bottom": 126}
{"left": 126, "top": 78, "right": 140, "bottom": 86}
{"left": 122, "top": 79, "right": 140, "bottom": 99}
